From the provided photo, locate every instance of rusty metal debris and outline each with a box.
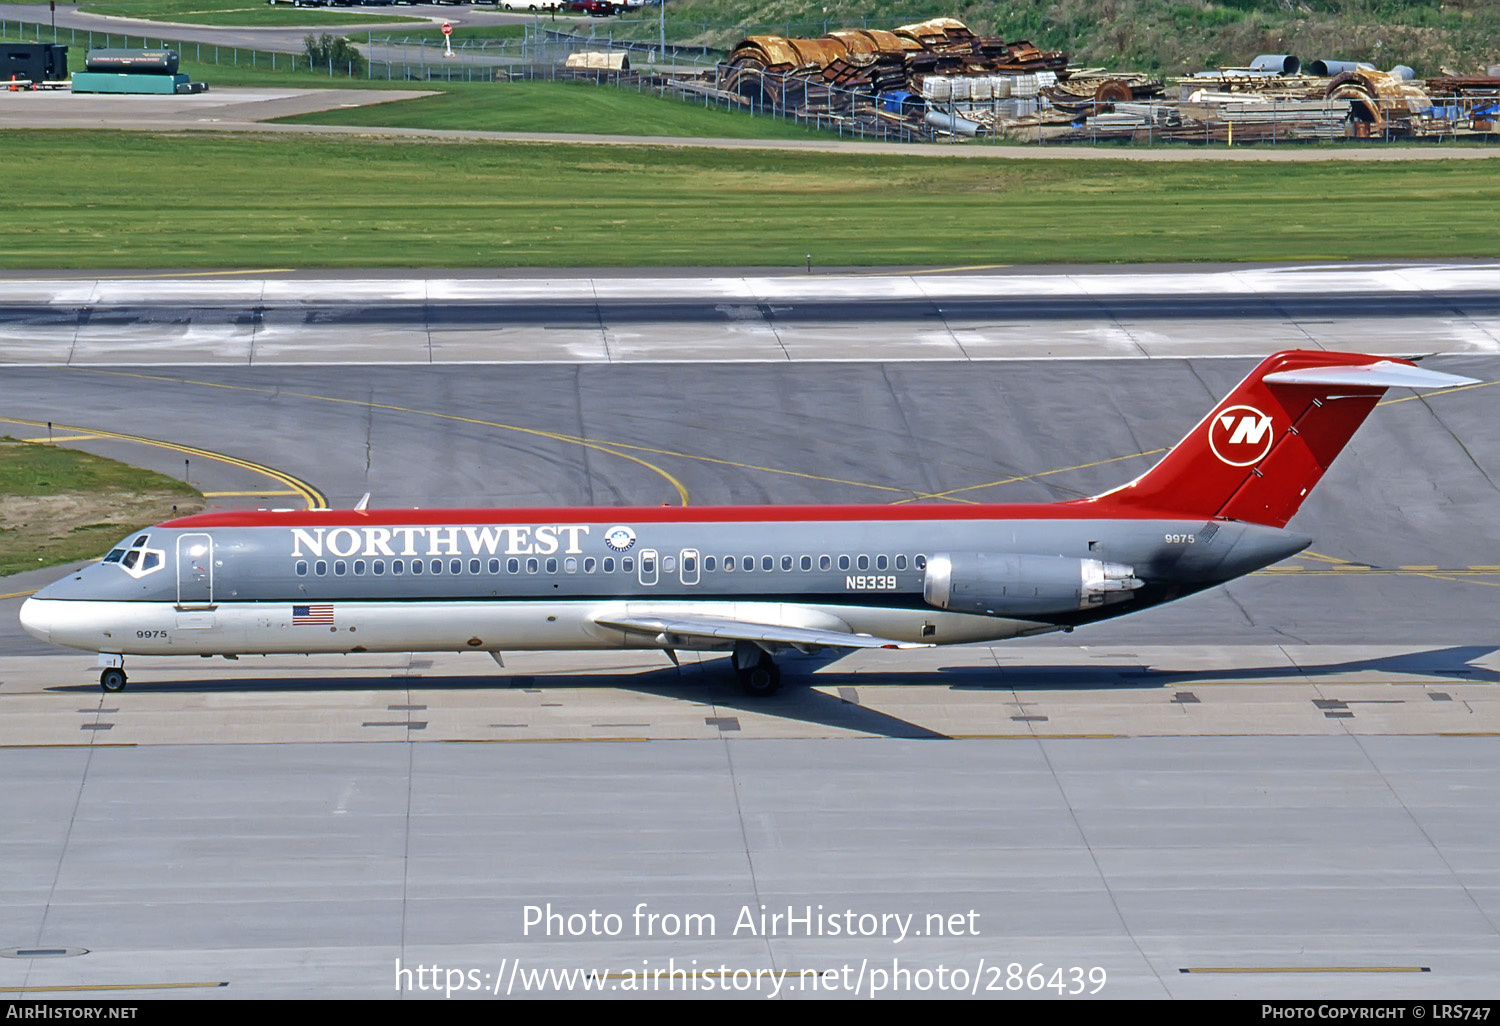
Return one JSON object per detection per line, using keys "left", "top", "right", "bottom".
{"left": 705, "top": 19, "right": 1497, "bottom": 144}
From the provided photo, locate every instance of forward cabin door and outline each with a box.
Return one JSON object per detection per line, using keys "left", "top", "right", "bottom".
{"left": 176, "top": 533, "right": 214, "bottom": 607}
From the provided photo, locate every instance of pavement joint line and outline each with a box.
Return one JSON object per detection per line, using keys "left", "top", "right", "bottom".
{"left": 0, "top": 982, "right": 230, "bottom": 992}
{"left": 1179, "top": 967, "right": 1429, "bottom": 974}
{"left": 200, "top": 489, "right": 302, "bottom": 497}
{"left": 0, "top": 742, "right": 136, "bottom": 749}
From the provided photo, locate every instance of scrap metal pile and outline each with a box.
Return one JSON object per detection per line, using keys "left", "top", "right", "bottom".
{"left": 719, "top": 18, "right": 1070, "bottom": 138}
{"left": 713, "top": 18, "right": 1500, "bottom": 143}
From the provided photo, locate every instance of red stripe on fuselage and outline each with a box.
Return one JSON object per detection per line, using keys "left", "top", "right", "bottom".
{"left": 163, "top": 498, "right": 1175, "bottom": 530}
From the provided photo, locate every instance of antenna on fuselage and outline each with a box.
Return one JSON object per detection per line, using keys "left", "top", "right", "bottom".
{"left": 354, "top": 492, "right": 371, "bottom": 512}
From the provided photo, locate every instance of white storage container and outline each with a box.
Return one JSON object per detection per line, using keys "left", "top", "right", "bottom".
{"left": 921, "top": 75, "right": 951, "bottom": 102}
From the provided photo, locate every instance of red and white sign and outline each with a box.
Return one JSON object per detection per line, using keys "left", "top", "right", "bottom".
{"left": 442, "top": 22, "right": 452, "bottom": 36}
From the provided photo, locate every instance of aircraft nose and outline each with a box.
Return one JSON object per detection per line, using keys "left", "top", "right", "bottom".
{"left": 18, "top": 597, "right": 50, "bottom": 643}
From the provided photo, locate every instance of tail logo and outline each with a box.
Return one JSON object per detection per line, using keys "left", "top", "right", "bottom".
{"left": 1209, "top": 405, "right": 1275, "bottom": 467}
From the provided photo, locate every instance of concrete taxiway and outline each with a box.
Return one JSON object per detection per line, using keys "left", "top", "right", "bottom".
{"left": 1, "top": 263, "right": 1497, "bottom": 365}
{"left": 2, "top": 266, "right": 1498, "bottom": 997}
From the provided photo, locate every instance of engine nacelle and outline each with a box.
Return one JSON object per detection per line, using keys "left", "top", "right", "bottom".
{"left": 923, "top": 552, "right": 1143, "bottom": 617}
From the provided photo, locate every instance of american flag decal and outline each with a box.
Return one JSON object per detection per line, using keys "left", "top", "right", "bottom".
{"left": 292, "top": 604, "right": 335, "bottom": 626}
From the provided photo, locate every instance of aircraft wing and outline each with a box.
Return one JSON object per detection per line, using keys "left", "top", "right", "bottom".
{"left": 593, "top": 613, "right": 930, "bottom": 651}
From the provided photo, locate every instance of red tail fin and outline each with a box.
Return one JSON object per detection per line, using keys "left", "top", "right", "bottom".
{"left": 1080, "top": 350, "right": 1476, "bottom": 528}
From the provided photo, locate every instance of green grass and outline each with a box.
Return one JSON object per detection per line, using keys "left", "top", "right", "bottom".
{"left": 1, "top": 131, "right": 1497, "bottom": 269}
{"left": 282, "top": 79, "right": 832, "bottom": 138}
{"left": 0, "top": 439, "right": 202, "bottom": 576}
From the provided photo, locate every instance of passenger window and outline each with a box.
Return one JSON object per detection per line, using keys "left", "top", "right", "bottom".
{"left": 838, "top": 555, "right": 850, "bottom": 571}
{"left": 450, "top": 559, "right": 462, "bottom": 575}
{"left": 545, "top": 558, "right": 558, "bottom": 573}
{"left": 877, "top": 554, "right": 888, "bottom": 571}
{"left": 430, "top": 559, "right": 443, "bottom": 575}
{"left": 724, "top": 556, "right": 735, "bottom": 572}
{"left": 411, "top": 560, "right": 423, "bottom": 575}
{"left": 374, "top": 560, "right": 385, "bottom": 575}
{"left": 781, "top": 555, "right": 793, "bottom": 571}
{"left": 354, "top": 559, "right": 366, "bottom": 575}
{"left": 508, "top": 558, "right": 520, "bottom": 574}
{"left": 895, "top": 554, "right": 907, "bottom": 570}
{"left": 315, "top": 560, "right": 327, "bottom": 576}
{"left": 819, "top": 555, "right": 831, "bottom": 571}
{"left": 488, "top": 559, "right": 500, "bottom": 574}
{"left": 393, "top": 559, "right": 405, "bottom": 575}
{"left": 762, "top": 556, "right": 773, "bottom": 571}
{"left": 295, "top": 560, "right": 308, "bottom": 576}
{"left": 915, "top": 555, "right": 927, "bottom": 570}
{"left": 743, "top": 556, "right": 754, "bottom": 572}
{"left": 470, "top": 559, "right": 481, "bottom": 574}
{"left": 603, "top": 557, "right": 615, "bottom": 573}
{"left": 584, "top": 557, "right": 596, "bottom": 573}
{"left": 527, "top": 558, "right": 539, "bottom": 574}
{"left": 623, "top": 557, "right": 634, "bottom": 573}
{"left": 705, "top": 556, "right": 716, "bottom": 572}
{"left": 857, "top": 555, "right": 869, "bottom": 571}
{"left": 800, "top": 555, "right": 811, "bottom": 571}
{"left": 334, "top": 560, "right": 346, "bottom": 576}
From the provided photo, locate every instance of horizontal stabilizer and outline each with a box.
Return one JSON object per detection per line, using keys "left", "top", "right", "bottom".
{"left": 1263, "top": 362, "right": 1479, "bottom": 389}
{"left": 595, "top": 614, "right": 928, "bottom": 651}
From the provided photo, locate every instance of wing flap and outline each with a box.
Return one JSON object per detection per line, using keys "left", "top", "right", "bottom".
{"left": 594, "top": 613, "right": 928, "bottom": 650}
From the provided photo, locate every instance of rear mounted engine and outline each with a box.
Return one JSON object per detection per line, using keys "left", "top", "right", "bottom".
{"left": 923, "top": 552, "right": 1143, "bottom": 617}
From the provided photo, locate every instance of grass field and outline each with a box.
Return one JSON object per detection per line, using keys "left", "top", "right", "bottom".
{"left": 282, "top": 79, "right": 831, "bottom": 138}
{"left": 0, "top": 439, "right": 202, "bottom": 576}
{"left": 1, "top": 131, "right": 1497, "bottom": 269}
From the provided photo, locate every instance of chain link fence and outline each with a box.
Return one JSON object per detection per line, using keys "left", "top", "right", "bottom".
{"left": 4, "top": 17, "right": 1496, "bottom": 145}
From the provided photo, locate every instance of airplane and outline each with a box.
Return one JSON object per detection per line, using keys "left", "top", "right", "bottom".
{"left": 18, "top": 349, "right": 1478, "bottom": 696}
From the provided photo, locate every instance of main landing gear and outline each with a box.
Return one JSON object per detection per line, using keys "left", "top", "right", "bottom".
{"left": 100, "top": 667, "right": 127, "bottom": 692}
{"left": 732, "top": 641, "right": 781, "bottom": 697}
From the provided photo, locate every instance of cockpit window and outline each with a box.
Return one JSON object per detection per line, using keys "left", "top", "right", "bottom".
{"left": 109, "top": 533, "right": 165, "bottom": 579}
